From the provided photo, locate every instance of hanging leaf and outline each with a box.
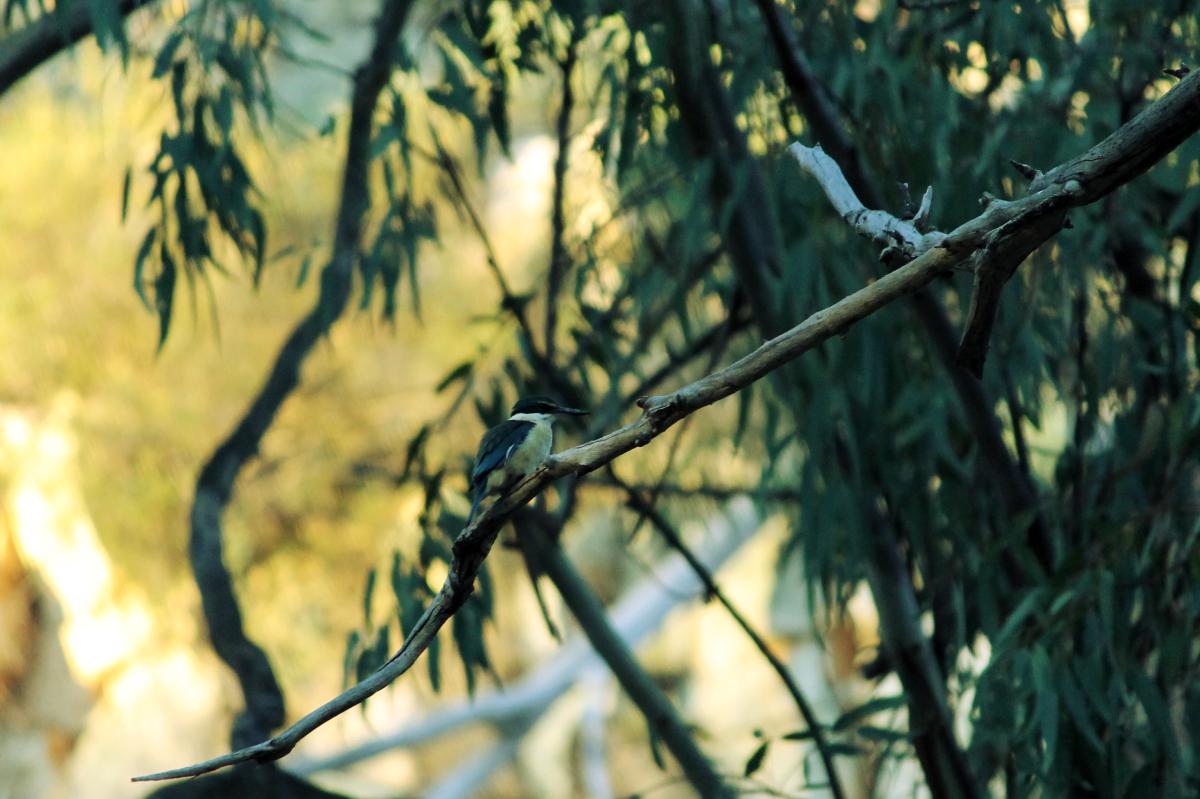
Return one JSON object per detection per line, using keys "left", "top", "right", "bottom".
{"left": 362, "top": 566, "right": 377, "bottom": 629}
{"left": 743, "top": 740, "right": 769, "bottom": 777}
{"left": 832, "top": 695, "right": 907, "bottom": 732}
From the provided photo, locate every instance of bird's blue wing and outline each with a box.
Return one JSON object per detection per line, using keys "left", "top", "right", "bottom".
{"left": 471, "top": 419, "right": 534, "bottom": 487}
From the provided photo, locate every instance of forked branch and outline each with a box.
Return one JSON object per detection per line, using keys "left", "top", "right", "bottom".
{"left": 791, "top": 70, "right": 1200, "bottom": 374}
{"left": 135, "top": 67, "right": 1200, "bottom": 785}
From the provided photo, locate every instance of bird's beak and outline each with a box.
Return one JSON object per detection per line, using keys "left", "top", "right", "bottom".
{"left": 554, "top": 406, "right": 589, "bottom": 416}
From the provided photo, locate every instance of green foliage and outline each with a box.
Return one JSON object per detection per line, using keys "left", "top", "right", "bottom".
{"left": 106, "top": 0, "right": 1200, "bottom": 794}
{"left": 130, "top": 0, "right": 289, "bottom": 345}
{"left": 332, "top": 0, "right": 1200, "bottom": 790}
{"left": 391, "top": 552, "right": 442, "bottom": 691}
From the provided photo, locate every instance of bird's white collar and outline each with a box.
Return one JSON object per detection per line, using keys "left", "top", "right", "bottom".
{"left": 509, "top": 412, "right": 556, "bottom": 425}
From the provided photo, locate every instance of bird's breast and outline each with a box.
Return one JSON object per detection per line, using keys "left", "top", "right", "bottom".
{"left": 505, "top": 423, "right": 553, "bottom": 475}
{"left": 488, "top": 422, "right": 553, "bottom": 491}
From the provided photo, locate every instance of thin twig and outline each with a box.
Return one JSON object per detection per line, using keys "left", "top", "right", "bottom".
{"left": 586, "top": 476, "right": 799, "bottom": 504}
{"left": 421, "top": 139, "right": 546, "bottom": 366}
{"left": 544, "top": 25, "right": 581, "bottom": 365}
{"left": 628, "top": 305, "right": 752, "bottom": 403}
{"left": 625, "top": 306, "right": 743, "bottom": 540}
{"left": 613, "top": 474, "right": 848, "bottom": 799}
{"left": 1000, "top": 364, "right": 1031, "bottom": 478}
{"left": 519, "top": 511, "right": 735, "bottom": 797}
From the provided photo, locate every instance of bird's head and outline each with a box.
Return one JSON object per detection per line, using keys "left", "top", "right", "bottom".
{"left": 509, "top": 395, "right": 589, "bottom": 423}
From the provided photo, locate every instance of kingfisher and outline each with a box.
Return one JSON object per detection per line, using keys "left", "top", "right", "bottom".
{"left": 467, "top": 395, "right": 588, "bottom": 521}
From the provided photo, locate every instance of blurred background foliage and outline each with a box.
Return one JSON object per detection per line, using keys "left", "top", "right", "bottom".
{"left": 2, "top": 0, "right": 1199, "bottom": 797}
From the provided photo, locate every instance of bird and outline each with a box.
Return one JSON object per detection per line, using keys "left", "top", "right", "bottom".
{"left": 467, "top": 395, "right": 588, "bottom": 521}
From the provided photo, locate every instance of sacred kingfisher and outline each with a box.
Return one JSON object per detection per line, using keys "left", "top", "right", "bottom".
{"left": 468, "top": 395, "right": 588, "bottom": 521}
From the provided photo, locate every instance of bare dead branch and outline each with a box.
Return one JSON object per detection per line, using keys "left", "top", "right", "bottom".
{"left": 955, "top": 207, "right": 1067, "bottom": 376}
{"left": 132, "top": 175, "right": 1056, "bottom": 783}
{"left": 751, "top": 0, "right": 1055, "bottom": 574}
{"left": 1030, "top": 70, "right": 1200, "bottom": 200}
{"left": 914, "top": 185, "right": 934, "bottom": 230}
{"left": 789, "top": 143, "right": 945, "bottom": 257}
{"left": 791, "top": 68, "right": 1200, "bottom": 376}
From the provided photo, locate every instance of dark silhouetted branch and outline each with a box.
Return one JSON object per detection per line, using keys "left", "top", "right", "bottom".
{"left": 613, "top": 473, "right": 847, "bottom": 799}
{"left": 544, "top": 24, "right": 581, "bottom": 366}
{"left": 182, "top": 0, "right": 412, "bottom": 758}
{"left": 519, "top": 508, "right": 736, "bottom": 798}
{"left": 0, "top": 0, "right": 155, "bottom": 97}
{"left": 863, "top": 497, "right": 981, "bottom": 799}
{"left": 751, "top": 0, "right": 880, "bottom": 210}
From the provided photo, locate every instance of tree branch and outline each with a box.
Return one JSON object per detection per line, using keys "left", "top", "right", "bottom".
{"left": 184, "top": 0, "right": 411, "bottom": 753}
{"left": 135, "top": 67, "right": 1200, "bottom": 785}
{"left": 788, "top": 142, "right": 1066, "bottom": 377}
{"left": 0, "top": 0, "right": 156, "bottom": 97}
{"left": 544, "top": 23, "right": 581, "bottom": 366}
{"left": 862, "top": 497, "right": 981, "bottom": 799}
{"left": 788, "top": 144, "right": 946, "bottom": 257}
{"left": 519, "top": 509, "right": 735, "bottom": 798}
{"left": 130, "top": 174, "right": 1052, "bottom": 784}
{"left": 423, "top": 139, "right": 547, "bottom": 367}
{"left": 673, "top": 9, "right": 1193, "bottom": 795}
{"left": 751, "top": 0, "right": 1056, "bottom": 569}
{"left": 790, "top": 52, "right": 1200, "bottom": 374}
{"left": 291, "top": 507, "right": 758, "bottom": 775}
{"left": 614, "top": 474, "right": 847, "bottom": 799}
